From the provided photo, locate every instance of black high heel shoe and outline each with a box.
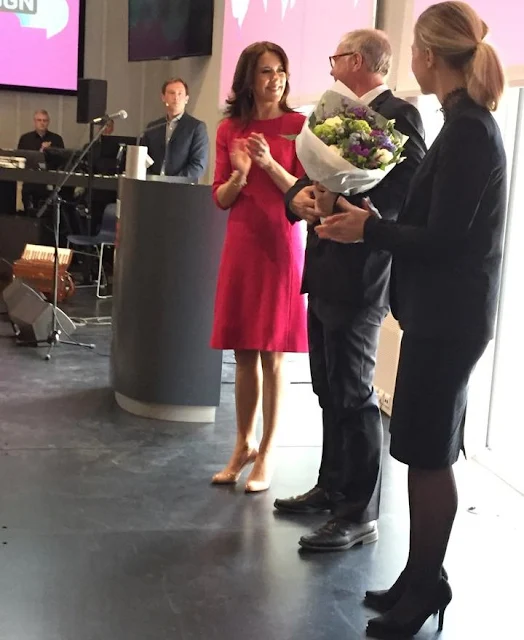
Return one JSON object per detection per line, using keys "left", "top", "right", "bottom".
{"left": 364, "top": 566, "right": 449, "bottom": 613}
{"left": 366, "top": 578, "right": 452, "bottom": 639}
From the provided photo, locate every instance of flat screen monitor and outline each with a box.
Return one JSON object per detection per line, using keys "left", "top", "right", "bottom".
{"left": 96, "top": 135, "right": 137, "bottom": 175}
{"left": 128, "top": 0, "right": 213, "bottom": 61}
{"left": 0, "top": 0, "right": 85, "bottom": 94}
{"left": 100, "top": 135, "right": 137, "bottom": 159}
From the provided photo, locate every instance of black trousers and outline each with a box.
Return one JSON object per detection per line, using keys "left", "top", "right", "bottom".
{"left": 308, "top": 299, "right": 384, "bottom": 523}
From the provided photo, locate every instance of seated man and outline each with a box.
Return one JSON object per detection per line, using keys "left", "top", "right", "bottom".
{"left": 141, "top": 77, "right": 208, "bottom": 180}
{"left": 17, "top": 110, "right": 65, "bottom": 213}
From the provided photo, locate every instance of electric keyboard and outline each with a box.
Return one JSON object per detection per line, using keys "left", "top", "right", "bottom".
{"left": 0, "top": 167, "right": 119, "bottom": 191}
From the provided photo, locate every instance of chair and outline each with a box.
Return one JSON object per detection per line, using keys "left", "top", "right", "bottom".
{"left": 67, "top": 203, "right": 117, "bottom": 298}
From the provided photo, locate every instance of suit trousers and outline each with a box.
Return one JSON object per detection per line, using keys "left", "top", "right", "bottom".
{"left": 307, "top": 299, "right": 384, "bottom": 523}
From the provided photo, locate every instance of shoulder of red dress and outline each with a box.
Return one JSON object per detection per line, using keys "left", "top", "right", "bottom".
{"left": 284, "top": 111, "right": 307, "bottom": 128}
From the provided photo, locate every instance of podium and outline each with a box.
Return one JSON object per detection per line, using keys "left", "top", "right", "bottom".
{"left": 111, "top": 177, "right": 227, "bottom": 422}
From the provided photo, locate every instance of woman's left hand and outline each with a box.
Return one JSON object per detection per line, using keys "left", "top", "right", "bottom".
{"left": 315, "top": 200, "right": 373, "bottom": 243}
{"left": 246, "top": 133, "right": 273, "bottom": 169}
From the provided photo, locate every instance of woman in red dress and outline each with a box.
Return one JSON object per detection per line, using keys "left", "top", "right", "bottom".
{"left": 211, "top": 42, "right": 308, "bottom": 492}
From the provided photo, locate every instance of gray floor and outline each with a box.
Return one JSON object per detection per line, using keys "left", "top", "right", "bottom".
{"left": 0, "top": 298, "right": 522, "bottom": 639}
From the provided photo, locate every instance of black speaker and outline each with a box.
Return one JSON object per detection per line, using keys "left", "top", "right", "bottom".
{"left": 2, "top": 280, "right": 76, "bottom": 344}
{"left": 77, "top": 79, "right": 108, "bottom": 124}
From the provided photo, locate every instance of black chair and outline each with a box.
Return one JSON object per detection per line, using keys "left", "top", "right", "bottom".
{"left": 67, "top": 203, "right": 116, "bottom": 298}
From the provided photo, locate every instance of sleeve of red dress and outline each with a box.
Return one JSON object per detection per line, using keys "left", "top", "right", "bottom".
{"left": 212, "top": 120, "right": 231, "bottom": 210}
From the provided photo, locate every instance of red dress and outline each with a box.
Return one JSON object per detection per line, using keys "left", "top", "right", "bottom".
{"left": 211, "top": 112, "right": 308, "bottom": 352}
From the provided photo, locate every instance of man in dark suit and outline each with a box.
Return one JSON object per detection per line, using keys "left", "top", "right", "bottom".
{"left": 274, "top": 29, "right": 427, "bottom": 551}
{"left": 17, "top": 110, "right": 65, "bottom": 212}
{"left": 142, "top": 78, "right": 209, "bottom": 180}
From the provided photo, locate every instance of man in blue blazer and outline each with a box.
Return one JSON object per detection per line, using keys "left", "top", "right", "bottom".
{"left": 141, "top": 78, "right": 209, "bottom": 180}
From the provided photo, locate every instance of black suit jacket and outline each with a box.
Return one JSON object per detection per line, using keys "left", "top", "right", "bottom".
{"left": 18, "top": 130, "right": 64, "bottom": 151}
{"left": 364, "top": 95, "right": 507, "bottom": 341}
{"left": 285, "top": 90, "right": 426, "bottom": 315}
{"left": 142, "top": 112, "right": 209, "bottom": 179}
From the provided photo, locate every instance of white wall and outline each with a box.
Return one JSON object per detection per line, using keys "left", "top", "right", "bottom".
{"left": 376, "top": 0, "right": 414, "bottom": 93}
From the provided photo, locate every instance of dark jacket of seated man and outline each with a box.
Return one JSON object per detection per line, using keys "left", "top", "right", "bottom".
{"left": 18, "top": 125, "right": 65, "bottom": 212}
{"left": 142, "top": 112, "right": 209, "bottom": 180}
{"left": 18, "top": 130, "right": 64, "bottom": 152}
{"left": 285, "top": 90, "right": 427, "bottom": 318}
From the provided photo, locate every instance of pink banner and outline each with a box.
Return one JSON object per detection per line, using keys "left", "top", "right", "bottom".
{"left": 220, "top": 0, "right": 376, "bottom": 106}
{"left": 413, "top": 0, "right": 523, "bottom": 68}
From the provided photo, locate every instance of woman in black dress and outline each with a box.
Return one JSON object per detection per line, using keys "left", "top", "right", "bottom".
{"left": 315, "top": 2, "right": 507, "bottom": 637}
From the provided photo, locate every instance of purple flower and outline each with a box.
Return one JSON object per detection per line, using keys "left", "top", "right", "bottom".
{"left": 371, "top": 133, "right": 396, "bottom": 152}
{"left": 353, "top": 107, "right": 369, "bottom": 119}
{"left": 350, "top": 144, "right": 370, "bottom": 157}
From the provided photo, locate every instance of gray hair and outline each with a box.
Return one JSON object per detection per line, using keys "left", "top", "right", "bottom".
{"left": 339, "top": 29, "right": 392, "bottom": 76}
{"left": 34, "top": 109, "right": 50, "bottom": 118}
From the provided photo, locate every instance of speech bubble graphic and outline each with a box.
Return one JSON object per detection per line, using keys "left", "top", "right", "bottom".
{"left": 231, "top": 0, "right": 249, "bottom": 28}
{"left": 16, "top": 0, "right": 69, "bottom": 39}
{"left": 231, "top": 0, "right": 299, "bottom": 28}
{"left": 280, "top": 0, "right": 297, "bottom": 19}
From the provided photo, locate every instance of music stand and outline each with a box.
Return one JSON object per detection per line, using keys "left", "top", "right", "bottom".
{"left": 32, "top": 120, "right": 114, "bottom": 360}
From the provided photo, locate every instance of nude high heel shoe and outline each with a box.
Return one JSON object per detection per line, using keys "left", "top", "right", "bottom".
{"left": 245, "top": 452, "right": 275, "bottom": 493}
{"left": 211, "top": 447, "right": 258, "bottom": 485}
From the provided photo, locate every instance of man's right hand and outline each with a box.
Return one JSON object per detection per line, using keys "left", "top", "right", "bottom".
{"left": 290, "top": 185, "right": 320, "bottom": 224}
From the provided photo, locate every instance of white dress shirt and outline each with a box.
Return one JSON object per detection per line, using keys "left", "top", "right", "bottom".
{"left": 358, "top": 84, "right": 389, "bottom": 106}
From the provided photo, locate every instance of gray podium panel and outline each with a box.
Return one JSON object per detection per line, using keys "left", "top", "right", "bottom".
{"left": 111, "top": 177, "right": 227, "bottom": 422}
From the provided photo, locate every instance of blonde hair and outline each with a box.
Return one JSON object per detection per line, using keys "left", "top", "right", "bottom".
{"left": 415, "top": 2, "right": 504, "bottom": 110}
{"left": 339, "top": 29, "right": 392, "bottom": 77}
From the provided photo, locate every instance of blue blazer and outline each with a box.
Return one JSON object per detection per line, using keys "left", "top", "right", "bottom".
{"left": 142, "top": 112, "right": 209, "bottom": 180}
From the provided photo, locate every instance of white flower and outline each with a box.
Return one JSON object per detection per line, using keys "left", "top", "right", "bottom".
{"left": 328, "top": 145, "right": 343, "bottom": 156}
{"left": 375, "top": 149, "right": 394, "bottom": 164}
{"left": 324, "top": 116, "right": 344, "bottom": 127}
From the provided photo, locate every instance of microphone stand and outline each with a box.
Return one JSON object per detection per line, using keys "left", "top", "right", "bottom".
{"left": 81, "top": 120, "right": 96, "bottom": 285}
{"left": 33, "top": 119, "right": 113, "bottom": 361}
{"left": 86, "top": 120, "right": 95, "bottom": 236}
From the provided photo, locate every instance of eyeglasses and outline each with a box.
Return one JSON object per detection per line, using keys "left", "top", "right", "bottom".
{"left": 329, "top": 52, "right": 356, "bottom": 68}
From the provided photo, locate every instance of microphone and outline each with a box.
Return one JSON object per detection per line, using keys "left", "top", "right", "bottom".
{"left": 92, "top": 110, "right": 128, "bottom": 124}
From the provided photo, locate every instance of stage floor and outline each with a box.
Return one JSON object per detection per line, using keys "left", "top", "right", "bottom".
{"left": 0, "top": 291, "right": 522, "bottom": 639}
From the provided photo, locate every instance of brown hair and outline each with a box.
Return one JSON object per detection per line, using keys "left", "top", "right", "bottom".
{"left": 415, "top": 1, "right": 505, "bottom": 110}
{"left": 224, "top": 41, "right": 293, "bottom": 122}
{"left": 162, "top": 78, "right": 189, "bottom": 95}
{"left": 339, "top": 29, "right": 392, "bottom": 77}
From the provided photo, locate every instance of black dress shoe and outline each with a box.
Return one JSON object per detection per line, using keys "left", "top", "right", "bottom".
{"left": 274, "top": 486, "right": 332, "bottom": 514}
{"left": 299, "top": 518, "right": 378, "bottom": 551}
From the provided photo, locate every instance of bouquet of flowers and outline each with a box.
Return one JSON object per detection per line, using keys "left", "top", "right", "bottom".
{"left": 294, "top": 82, "right": 408, "bottom": 195}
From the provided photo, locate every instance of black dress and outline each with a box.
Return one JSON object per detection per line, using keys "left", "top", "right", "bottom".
{"left": 364, "top": 90, "right": 507, "bottom": 469}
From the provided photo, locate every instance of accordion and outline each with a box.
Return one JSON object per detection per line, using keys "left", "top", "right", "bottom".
{"left": 13, "top": 244, "right": 75, "bottom": 302}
